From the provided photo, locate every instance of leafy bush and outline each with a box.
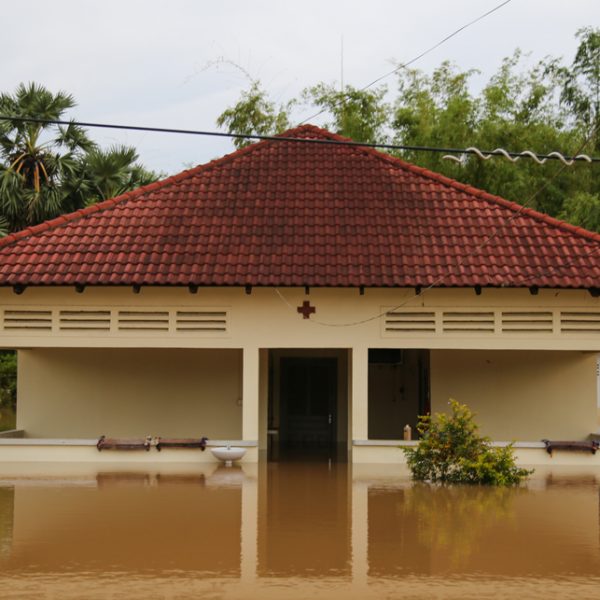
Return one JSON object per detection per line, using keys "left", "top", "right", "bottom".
{"left": 0, "top": 351, "right": 16, "bottom": 412}
{"left": 0, "top": 351, "right": 16, "bottom": 431}
{"left": 403, "top": 400, "right": 532, "bottom": 486}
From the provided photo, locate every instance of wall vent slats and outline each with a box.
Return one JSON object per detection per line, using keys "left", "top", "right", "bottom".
{"left": 117, "top": 310, "right": 170, "bottom": 331}
{"left": 384, "top": 311, "right": 436, "bottom": 332}
{"left": 176, "top": 311, "right": 228, "bottom": 332}
{"left": 3, "top": 309, "right": 52, "bottom": 330}
{"left": 0, "top": 306, "right": 230, "bottom": 336}
{"left": 560, "top": 311, "right": 600, "bottom": 333}
{"left": 442, "top": 311, "right": 495, "bottom": 333}
{"left": 501, "top": 311, "right": 553, "bottom": 333}
{"left": 59, "top": 310, "right": 111, "bottom": 331}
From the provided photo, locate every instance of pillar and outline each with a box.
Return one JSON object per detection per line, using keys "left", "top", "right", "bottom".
{"left": 242, "top": 346, "right": 260, "bottom": 442}
{"left": 351, "top": 346, "right": 369, "bottom": 441}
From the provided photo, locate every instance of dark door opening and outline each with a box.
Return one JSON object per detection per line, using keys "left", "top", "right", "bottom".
{"left": 273, "top": 356, "right": 338, "bottom": 461}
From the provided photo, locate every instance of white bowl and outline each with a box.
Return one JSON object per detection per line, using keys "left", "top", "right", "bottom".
{"left": 211, "top": 446, "right": 246, "bottom": 465}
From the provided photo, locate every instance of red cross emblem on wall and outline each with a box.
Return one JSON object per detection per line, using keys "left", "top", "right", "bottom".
{"left": 297, "top": 300, "right": 316, "bottom": 319}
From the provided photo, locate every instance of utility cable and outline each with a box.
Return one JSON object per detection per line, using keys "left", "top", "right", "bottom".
{"left": 0, "top": 115, "right": 597, "bottom": 164}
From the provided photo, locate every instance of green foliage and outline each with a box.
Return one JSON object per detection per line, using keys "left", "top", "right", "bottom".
{"left": 403, "top": 400, "right": 532, "bottom": 486}
{"left": 560, "top": 191, "right": 600, "bottom": 231}
{"left": 303, "top": 83, "right": 389, "bottom": 144}
{"left": 0, "top": 83, "right": 159, "bottom": 234}
{"left": 216, "top": 81, "right": 292, "bottom": 149}
{"left": 558, "top": 27, "right": 600, "bottom": 149}
{"left": 0, "top": 351, "right": 16, "bottom": 432}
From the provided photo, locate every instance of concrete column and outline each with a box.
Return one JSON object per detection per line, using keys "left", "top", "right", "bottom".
{"left": 242, "top": 346, "right": 260, "bottom": 442}
{"left": 351, "top": 346, "right": 369, "bottom": 441}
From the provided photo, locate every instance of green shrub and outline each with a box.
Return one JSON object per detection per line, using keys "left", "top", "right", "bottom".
{"left": 0, "top": 351, "right": 16, "bottom": 431}
{"left": 403, "top": 399, "right": 532, "bottom": 486}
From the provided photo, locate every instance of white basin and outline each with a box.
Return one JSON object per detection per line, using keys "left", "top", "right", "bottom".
{"left": 211, "top": 446, "right": 246, "bottom": 466}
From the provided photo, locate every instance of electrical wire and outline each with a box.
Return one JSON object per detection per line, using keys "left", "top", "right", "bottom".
{"left": 297, "top": 0, "right": 513, "bottom": 125}
{"left": 0, "top": 115, "right": 597, "bottom": 163}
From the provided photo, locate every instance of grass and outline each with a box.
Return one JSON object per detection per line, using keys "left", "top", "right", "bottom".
{"left": 0, "top": 407, "right": 16, "bottom": 432}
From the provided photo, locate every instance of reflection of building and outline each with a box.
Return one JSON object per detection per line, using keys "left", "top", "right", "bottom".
{"left": 0, "top": 466, "right": 599, "bottom": 595}
{"left": 1, "top": 125, "right": 600, "bottom": 465}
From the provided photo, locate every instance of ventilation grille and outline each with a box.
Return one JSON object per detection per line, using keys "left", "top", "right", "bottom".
{"left": 442, "top": 311, "right": 495, "bottom": 333}
{"left": 59, "top": 310, "right": 111, "bottom": 331}
{"left": 384, "top": 311, "right": 435, "bottom": 332}
{"left": 3, "top": 309, "right": 52, "bottom": 330}
{"left": 560, "top": 311, "right": 600, "bottom": 333}
{"left": 117, "top": 310, "right": 170, "bottom": 331}
{"left": 176, "top": 311, "right": 227, "bottom": 332}
{"left": 502, "top": 311, "right": 553, "bottom": 333}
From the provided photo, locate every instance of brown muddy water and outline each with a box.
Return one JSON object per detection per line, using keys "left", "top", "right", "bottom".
{"left": 0, "top": 462, "right": 599, "bottom": 600}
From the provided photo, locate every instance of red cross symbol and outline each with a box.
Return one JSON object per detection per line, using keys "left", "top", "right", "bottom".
{"left": 297, "top": 300, "right": 316, "bottom": 319}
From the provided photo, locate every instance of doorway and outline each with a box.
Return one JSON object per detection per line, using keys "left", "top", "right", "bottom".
{"left": 268, "top": 351, "right": 348, "bottom": 461}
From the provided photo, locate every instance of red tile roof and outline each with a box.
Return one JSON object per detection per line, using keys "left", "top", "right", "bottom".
{"left": 0, "top": 124, "right": 599, "bottom": 289}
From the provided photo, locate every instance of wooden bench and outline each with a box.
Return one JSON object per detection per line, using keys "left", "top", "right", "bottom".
{"left": 541, "top": 439, "right": 600, "bottom": 456}
{"left": 97, "top": 435, "right": 152, "bottom": 451}
{"left": 155, "top": 437, "right": 208, "bottom": 451}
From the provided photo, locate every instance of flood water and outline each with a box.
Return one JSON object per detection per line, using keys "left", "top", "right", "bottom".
{"left": 0, "top": 462, "right": 599, "bottom": 599}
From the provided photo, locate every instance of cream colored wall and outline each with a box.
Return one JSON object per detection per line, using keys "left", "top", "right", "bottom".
{"left": 17, "top": 348, "right": 242, "bottom": 439}
{"left": 5, "top": 286, "right": 600, "bottom": 454}
{"left": 430, "top": 350, "right": 597, "bottom": 441}
{"left": 2, "top": 286, "right": 600, "bottom": 351}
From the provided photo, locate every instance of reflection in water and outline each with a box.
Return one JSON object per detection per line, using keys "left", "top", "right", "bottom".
{"left": 0, "top": 464, "right": 598, "bottom": 599}
{"left": 369, "top": 484, "right": 521, "bottom": 572}
{"left": 0, "top": 486, "right": 13, "bottom": 558}
{"left": 258, "top": 462, "right": 350, "bottom": 576}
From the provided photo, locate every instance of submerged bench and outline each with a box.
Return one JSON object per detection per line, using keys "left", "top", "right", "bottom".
{"left": 96, "top": 435, "right": 208, "bottom": 452}
{"left": 97, "top": 436, "right": 152, "bottom": 451}
{"left": 155, "top": 437, "right": 208, "bottom": 451}
{"left": 542, "top": 439, "right": 600, "bottom": 456}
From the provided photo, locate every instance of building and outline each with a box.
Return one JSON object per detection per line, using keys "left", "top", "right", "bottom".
{"left": 0, "top": 124, "right": 599, "bottom": 465}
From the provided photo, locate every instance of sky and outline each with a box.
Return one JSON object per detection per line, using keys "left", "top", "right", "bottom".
{"left": 1, "top": 0, "right": 598, "bottom": 174}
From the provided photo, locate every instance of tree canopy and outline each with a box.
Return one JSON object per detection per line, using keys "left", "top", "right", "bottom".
{"left": 216, "top": 28, "right": 600, "bottom": 231}
{"left": 0, "top": 83, "right": 158, "bottom": 235}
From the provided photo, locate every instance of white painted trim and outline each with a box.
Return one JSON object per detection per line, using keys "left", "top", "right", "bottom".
{"left": 0, "top": 438, "right": 258, "bottom": 447}
{"left": 0, "top": 438, "right": 97, "bottom": 446}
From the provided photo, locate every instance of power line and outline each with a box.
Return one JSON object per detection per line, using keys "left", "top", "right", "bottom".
{"left": 0, "top": 115, "right": 597, "bottom": 164}
{"left": 297, "top": 0, "right": 513, "bottom": 125}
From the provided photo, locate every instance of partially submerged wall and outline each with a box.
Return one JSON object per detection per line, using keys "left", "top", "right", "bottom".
{"left": 17, "top": 348, "right": 242, "bottom": 439}
{"left": 430, "top": 350, "right": 597, "bottom": 441}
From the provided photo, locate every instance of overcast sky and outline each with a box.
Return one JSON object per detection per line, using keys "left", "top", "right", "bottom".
{"left": 1, "top": 0, "right": 598, "bottom": 174}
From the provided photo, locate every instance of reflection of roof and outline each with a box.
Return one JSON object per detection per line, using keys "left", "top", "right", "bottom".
{"left": 0, "top": 124, "right": 599, "bottom": 289}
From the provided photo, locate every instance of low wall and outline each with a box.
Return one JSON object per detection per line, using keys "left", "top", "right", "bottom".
{"left": 0, "top": 439, "right": 258, "bottom": 464}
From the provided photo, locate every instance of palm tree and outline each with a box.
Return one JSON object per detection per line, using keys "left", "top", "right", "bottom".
{"left": 67, "top": 145, "right": 159, "bottom": 210}
{"left": 0, "top": 82, "right": 94, "bottom": 232}
{"left": 0, "top": 83, "right": 160, "bottom": 234}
